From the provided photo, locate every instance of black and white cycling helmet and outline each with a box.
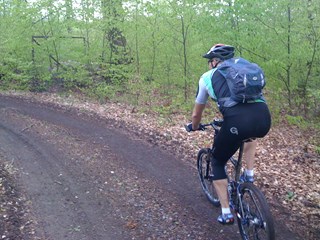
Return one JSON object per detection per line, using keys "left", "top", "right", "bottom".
{"left": 203, "top": 44, "right": 235, "bottom": 60}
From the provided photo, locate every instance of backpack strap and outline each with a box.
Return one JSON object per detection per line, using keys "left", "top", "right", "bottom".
{"left": 216, "top": 58, "right": 239, "bottom": 108}
{"left": 218, "top": 97, "right": 238, "bottom": 108}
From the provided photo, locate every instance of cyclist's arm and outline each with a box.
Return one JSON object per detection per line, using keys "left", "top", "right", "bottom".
{"left": 195, "top": 77, "right": 210, "bottom": 105}
{"left": 192, "top": 103, "right": 206, "bottom": 130}
{"left": 192, "top": 78, "right": 208, "bottom": 129}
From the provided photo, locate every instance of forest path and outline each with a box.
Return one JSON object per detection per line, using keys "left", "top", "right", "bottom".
{"left": 0, "top": 95, "right": 300, "bottom": 240}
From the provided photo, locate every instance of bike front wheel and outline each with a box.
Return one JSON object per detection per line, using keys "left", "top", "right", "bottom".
{"left": 236, "top": 183, "right": 275, "bottom": 240}
{"left": 197, "top": 148, "right": 220, "bottom": 207}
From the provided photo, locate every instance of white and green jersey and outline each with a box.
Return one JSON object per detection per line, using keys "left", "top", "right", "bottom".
{"left": 195, "top": 68, "right": 218, "bottom": 105}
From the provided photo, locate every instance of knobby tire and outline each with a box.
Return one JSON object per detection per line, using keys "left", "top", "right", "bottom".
{"left": 197, "top": 148, "right": 220, "bottom": 207}
{"left": 237, "top": 183, "right": 275, "bottom": 240}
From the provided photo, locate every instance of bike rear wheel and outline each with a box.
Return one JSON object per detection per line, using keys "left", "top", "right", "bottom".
{"left": 236, "top": 183, "right": 275, "bottom": 240}
{"left": 197, "top": 148, "right": 220, "bottom": 207}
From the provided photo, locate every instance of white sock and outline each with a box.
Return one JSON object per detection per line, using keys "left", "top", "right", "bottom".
{"left": 245, "top": 169, "right": 254, "bottom": 176}
{"left": 222, "top": 208, "right": 231, "bottom": 215}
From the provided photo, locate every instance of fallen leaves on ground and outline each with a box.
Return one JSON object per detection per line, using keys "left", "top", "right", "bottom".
{"left": 0, "top": 161, "right": 36, "bottom": 240}
{"left": 1, "top": 91, "right": 319, "bottom": 239}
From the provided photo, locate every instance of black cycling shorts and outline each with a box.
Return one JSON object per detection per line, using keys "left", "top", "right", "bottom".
{"left": 211, "top": 102, "right": 271, "bottom": 180}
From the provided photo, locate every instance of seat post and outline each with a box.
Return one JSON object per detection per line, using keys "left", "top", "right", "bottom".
{"left": 234, "top": 141, "right": 245, "bottom": 181}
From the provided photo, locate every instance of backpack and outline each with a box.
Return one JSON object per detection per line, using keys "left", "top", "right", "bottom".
{"left": 217, "top": 57, "right": 266, "bottom": 108}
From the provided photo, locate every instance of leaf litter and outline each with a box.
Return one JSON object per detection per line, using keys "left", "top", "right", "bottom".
{"left": 0, "top": 91, "right": 319, "bottom": 239}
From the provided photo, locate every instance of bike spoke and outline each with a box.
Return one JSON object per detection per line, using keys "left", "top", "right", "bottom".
{"left": 236, "top": 183, "right": 275, "bottom": 240}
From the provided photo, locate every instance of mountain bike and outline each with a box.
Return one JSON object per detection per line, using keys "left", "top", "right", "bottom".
{"left": 192, "top": 119, "right": 275, "bottom": 240}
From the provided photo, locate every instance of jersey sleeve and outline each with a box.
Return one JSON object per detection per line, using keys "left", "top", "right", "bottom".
{"left": 195, "top": 78, "right": 209, "bottom": 104}
{"left": 195, "top": 69, "right": 217, "bottom": 104}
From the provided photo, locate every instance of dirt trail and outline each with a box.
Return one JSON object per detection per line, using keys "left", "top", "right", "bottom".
{"left": 0, "top": 95, "right": 300, "bottom": 239}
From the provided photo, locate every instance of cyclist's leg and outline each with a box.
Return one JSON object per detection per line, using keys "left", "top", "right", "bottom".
{"left": 244, "top": 140, "right": 256, "bottom": 170}
{"left": 242, "top": 140, "right": 257, "bottom": 182}
{"left": 211, "top": 162, "right": 234, "bottom": 225}
{"left": 210, "top": 160, "right": 229, "bottom": 210}
{"left": 211, "top": 120, "right": 242, "bottom": 224}
{"left": 212, "top": 178, "right": 234, "bottom": 224}
{"left": 239, "top": 102, "right": 271, "bottom": 182}
{"left": 212, "top": 179, "right": 228, "bottom": 208}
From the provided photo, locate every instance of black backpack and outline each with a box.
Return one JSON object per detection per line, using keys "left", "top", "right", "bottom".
{"left": 217, "top": 57, "right": 266, "bottom": 107}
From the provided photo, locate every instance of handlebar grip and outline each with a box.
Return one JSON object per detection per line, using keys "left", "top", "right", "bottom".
{"left": 185, "top": 123, "right": 206, "bottom": 132}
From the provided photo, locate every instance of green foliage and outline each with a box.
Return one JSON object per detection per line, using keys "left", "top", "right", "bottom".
{"left": 0, "top": 0, "right": 319, "bottom": 124}
{"left": 86, "top": 82, "right": 117, "bottom": 103}
{"left": 96, "top": 63, "right": 131, "bottom": 86}
{"left": 286, "top": 191, "right": 296, "bottom": 201}
{"left": 286, "top": 115, "right": 307, "bottom": 128}
{"left": 285, "top": 112, "right": 320, "bottom": 132}
{"left": 0, "top": 57, "right": 32, "bottom": 90}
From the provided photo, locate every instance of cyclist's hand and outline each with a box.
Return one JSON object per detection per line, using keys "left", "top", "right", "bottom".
{"left": 185, "top": 123, "right": 205, "bottom": 132}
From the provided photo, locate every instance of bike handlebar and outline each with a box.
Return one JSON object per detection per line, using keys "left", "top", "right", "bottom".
{"left": 185, "top": 119, "right": 223, "bottom": 132}
{"left": 203, "top": 118, "right": 223, "bottom": 130}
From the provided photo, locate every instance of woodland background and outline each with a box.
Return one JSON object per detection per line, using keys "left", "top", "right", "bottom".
{"left": 0, "top": 0, "right": 319, "bottom": 134}
{"left": 1, "top": 1, "right": 319, "bottom": 238}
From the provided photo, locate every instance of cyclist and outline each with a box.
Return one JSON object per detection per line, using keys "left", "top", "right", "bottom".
{"left": 186, "top": 44, "right": 271, "bottom": 225}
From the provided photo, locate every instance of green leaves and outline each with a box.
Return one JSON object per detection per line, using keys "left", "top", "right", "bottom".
{"left": 0, "top": 0, "right": 319, "bottom": 121}
{"left": 286, "top": 191, "right": 296, "bottom": 201}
